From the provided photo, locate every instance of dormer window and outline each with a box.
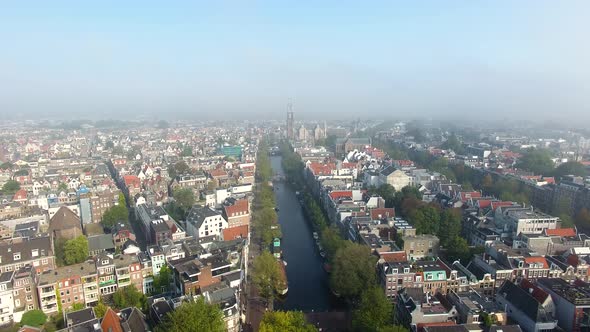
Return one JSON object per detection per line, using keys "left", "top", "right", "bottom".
{"left": 404, "top": 268, "right": 410, "bottom": 274}
{"left": 102, "top": 260, "right": 109, "bottom": 265}
{"left": 31, "top": 249, "right": 39, "bottom": 257}
{"left": 13, "top": 253, "right": 21, "bottom": 261}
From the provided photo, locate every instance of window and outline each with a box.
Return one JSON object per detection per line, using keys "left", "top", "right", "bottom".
{"left": 13, "top": 253, "right": 21, "bottom": 261}
{"left": 42, "top": 259, "right": 48, "bottom": 265}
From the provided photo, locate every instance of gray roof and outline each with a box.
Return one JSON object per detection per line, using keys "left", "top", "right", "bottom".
{"left": 87, "top": 234, "right": 115, "bottom": 252}
{"left": 186, "top": 205, "right": 223, "bottom": 229}
{"left": 0, "top": 235, "right": 52, "bottom": 265}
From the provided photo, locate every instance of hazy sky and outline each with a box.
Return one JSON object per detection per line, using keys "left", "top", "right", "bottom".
{"left": 1, "top": 1, "right": 589, "bottom": 121}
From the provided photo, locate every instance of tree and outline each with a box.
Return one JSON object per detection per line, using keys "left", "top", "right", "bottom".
{"left": 575, "top": 208, "right": 590, "bottom": 227}
{"left": 93, "top": 300, "right": 108, "bottom": 318}
{"left": 2, "top": 180, "right": 20, "bottom": 195}
{"left": 252, "top": 251, "right": 283, "bottom": 304}
{"left": 152, "top": 265, "right": 172, "bottom": 295}
{"left": 0, "top": 162, "right": 13, "bottom": 170}
{"left": 173, "top": 187, "right": 195, "bottom": 212}
{"left": 155, "top": 298, "right": 224, "bottom": 332}
{"left": 481, "top": 174, "right": 493, "bottom": 193}
{"left": 181, "top": 146, "right": 193, "bottom": 157}
{"left": 69, "top": 302, "right": 85, "bottom": 312}
{"left": 113, "top": 286, "right": 147, "bottom": 310}
{"left": 63, "top": 236, "right": 89, "bottom": 265}
{"left": 101, "top": 205, "right": 129, "bottom": 228}
{"left": 330, "top": 244, "right": 377, "bottom": 299}
{"left": 118, "top": 193, "right": 127, "bottom": 207}
{"left": 553, "top": 161, "right": 587, "bottom": 179}
{"left": 516, "top": 148, "right": 555, "bottom": 175}
{"left": 446, "top": 236, "right": 471, "bottom": 264}
{"left": 440, "top": 133, "right": 464, "bottom": 154}
{"left": 20, "top": 310, "right": 47, "bottom": 327}
{"left": 352, "top": 287, "right": 392, "bottom": 332}
{"left": 410, "top": 206, "right": 440, "bottom": 235}
{"left": 105, "top": 140, "right": 115, "bottom": 149}
{"left": 259, "top": 311, "right": 317, "bottom": 332}
{"left": 320, "top": 226, "right": 349, "bottom": 260}
{"left": 156, "top": 120, "right": 170, "bottom": 129}
{"left": 438, "top": 209, "right": 461, "bottom": 247}
{"left": 57, "top": 182, "right": 68, "bottom": 191}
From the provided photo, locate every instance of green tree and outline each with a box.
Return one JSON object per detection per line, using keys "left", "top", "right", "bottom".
{"left": 181, "top": 146, "right": 193, "bottom": 157}
{"left": 516, "top": 148, "right": 555, "bottom": 175}
{"left": 330, "top": 244, "right": 377, "bottom": 299}
{"left": 440, "top": 133, "right": 464, "bottom": 154}
{"left": 481, "top": 174, "right": 493, "bottom": 193}
{"left": 252, "top": 251, "right": 283, "bottom": 304}
{"left": 320, "top": 226, "right": 348, "bottom": 260}
{"left": 155, "top": 298, "right": 224, "bottom": 332}
{"left": 2, "top": 180, "right": 20, "bottom": 195}
{"left": 101, "top": 205, "right": 129, "bottom": 228}
{"left": 69, "top": 302, "right": 85, "bottom": 312}
{"left": 438, "top": 209, "right": 461, "bottom": 247}
{"left": 173, "top": 187, "right": 195, "bottom": 212}
{"left": 113, "top": 286, "right": 147, "bottom": 310}
{"left": 153, "top": 265, "right": 172, "bottom": 295}
{"left": 168, "top": 160, "right": 190, "bottom": 179}
{"left": 410, "top": 206, "right": 440, "bottom": 235}
{"left": 0, "top": 162, "right": 13, "bottom": 170}
{"left": 352, "top": 287, "right": 392, "bottom": 332}
{"left": 57, "top": 182, "right": 68, "bottom": 191}
{"left": 446, "top": 236, "right": 471, "bottom": 264}
{"left": 259, "top": 311, "right": 317, "bottom": 332}
{"left": 63, "top": 236, "right": 89, "bottom": 265}
{"left": 553, "top": 161, "right": 587, "bottom": 179}
{"left": 118, "top": 193, "right": 127, "bottom": 207}
{"left": 105, "top": 140, "right": 115, "bottom": 149}
{"left": 93, "top": 300, "right": 108, "bottom": 318}
{"left": 156, "top": 120, "right": 169, "bottom": 129}
{"left": 20, "top": 310, "right": 47, "bottom": 327}
{"left": 575, "top": 208, "right": 590, "bottom": 227}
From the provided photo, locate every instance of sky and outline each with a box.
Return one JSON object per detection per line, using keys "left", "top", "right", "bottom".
{"left": 1, "top": 1, "right": 589, "bottom": 121}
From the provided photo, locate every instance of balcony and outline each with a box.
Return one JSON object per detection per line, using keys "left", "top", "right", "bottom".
{"left": 99, "top": 279, "right": 116, "bottom": 287}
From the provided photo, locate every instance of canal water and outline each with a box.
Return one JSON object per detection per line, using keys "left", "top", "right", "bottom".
{"left": 271, "top": 156, "right": 336, "bottom": 312}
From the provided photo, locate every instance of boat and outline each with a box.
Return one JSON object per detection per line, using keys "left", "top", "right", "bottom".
{"left": 312, "top": 232, "right": 319, "bottom": 240}
{"left": 277, "top": 260, "right": 288, "bottom": 295}
{"left": 274, "top": 207, "right": 280, "bottom": 212}
{"left": 320, "top": 251, "right": 326, "bottom": 258}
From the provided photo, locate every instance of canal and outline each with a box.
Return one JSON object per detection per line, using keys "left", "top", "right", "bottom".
{"left": 270, "top": 155, "right": 336, "bottom": 312}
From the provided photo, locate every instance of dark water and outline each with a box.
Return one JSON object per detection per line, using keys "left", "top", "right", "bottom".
{"left": 271, "top": 156, "right": 336, "bottom": 312}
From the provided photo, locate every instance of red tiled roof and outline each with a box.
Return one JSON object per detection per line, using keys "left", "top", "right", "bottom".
{"left": 476, "top": 199, "right": 492, "bottom": 209}
{"left": 101, "top": 308, "right": 123, "bottom": 332}
{"left": 209, "top": 169, "right": 227, "bottom": 177}
{"left": 379, "top": 251, "right": 407, "bottom": 263}
{"left": 524, "top": 256, "right": 549, "bottom": 269}
{"left": 341, "top": 162, "right": 357, "bottom": 169}
{"left": 460, "top": 191, "right": 481, "bottom": 202}
{"left": 520, "top": 279, "right": 550, "bottom": 303}
{"left": 370, "top": 208, "right": 395, "bottom": 220}
{"left": 545, "top": 228, "right": 576, "bottom": 237}
{"left": 394, "top": 159, "right": 414, "bottom": 166}
{"left": 490, "top": 201, "right": 513, "bottom": 211}
{"left": 224, "top": 199, "right": 249, "bottom": 218}
{"left": 308, "top": 162, "right": 336, "bottom": 176}
{"left": 329, "top": 191, "right": 352, "bottom": 200}
{"left": 123, "top": 175, "right": 140, "bottom": 187}
{"left": 222, "top": 225, "right": 249, "bottom": 241}
{"left": 13, "top": 189, "right": 27, "bottom": 200}
{"left": 543, "top": 177, "right": 556, "bottom": 184}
